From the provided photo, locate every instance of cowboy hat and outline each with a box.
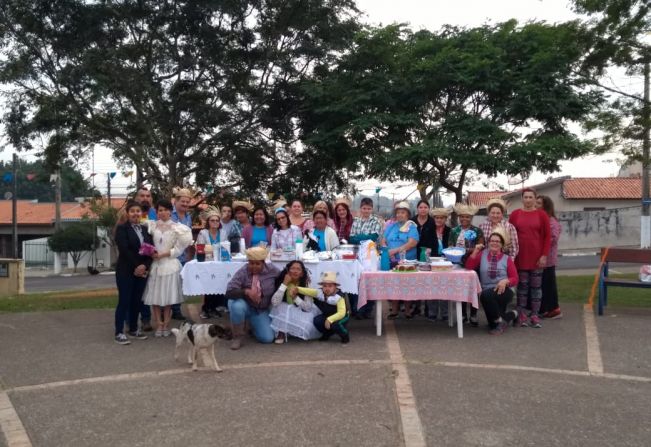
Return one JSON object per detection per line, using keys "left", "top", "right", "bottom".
{"left": 245, "top": 246, "right": 268, "bottom": 261}
{"left": 200, "top": 205, "right": 221, "bottom": 221}
{"left": 172, "top": 187, "right": 193, "bottom": 199}
{"left": 393, "top": 201, "right": 411, "bottom": 214}
{"left": 486, "top": 198, "right": 507, "bottom": 214}
{"left": 453, "top": 203, "right": 478, "bottom": 216}
{"left": 318, "top": 271, "right": 340, "bottom": 286}
{"left": 334, "top": 197, "right": 351, "bottom": 208}
{"left": 232, "top": 200, "right": 254, "bottom": 213}
{"left": 488, "top": 226, "right": 510, "bottom": 247}
{"left": 430, "top": 207, "right": 451, "bottom": 217}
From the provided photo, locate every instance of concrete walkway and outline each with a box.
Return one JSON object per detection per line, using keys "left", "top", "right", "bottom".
{"left": 1, "top": 303, "right": 650, "bottom": 447}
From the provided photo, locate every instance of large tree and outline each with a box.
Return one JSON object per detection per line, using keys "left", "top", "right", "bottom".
{"left": 0, "top": 157, "right": 98, "bottom": 202}
{"left": 296, "top": 22, "right": 605, "bottom": 203}
{"left": 0, "top": 0, "right": 358, "bottom": 195}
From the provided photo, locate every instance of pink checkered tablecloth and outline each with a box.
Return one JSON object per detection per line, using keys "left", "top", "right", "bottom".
{"left": 357, "top": 270, "right": 481, "bottom": 309}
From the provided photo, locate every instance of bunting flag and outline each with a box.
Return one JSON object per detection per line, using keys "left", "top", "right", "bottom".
{"left": 108, "top": 172, "right": 117, "bottom": 179}
{"left": 417, "top": 183, "right": 425, "bottom": 191}
{"left": 26, "top": 173, "right": 36, "bottom": 181}
{"left": 123, "top": 170, "right": 134, "bottom": 177}
{"left": 375, "top": 187, "right": 382, "bottom": 193}
{"left": 2, "top": 173, "right": 13, "bottom": 183}
{"left": 267, "top": 192, "right": 275, "bottom": 200}
{"left": 89, "top": 172, "right": 97, "bottom": 177}
{"left": 206, "top": 186, "right": 214, "bottom": 193}
{"left": 50, "top": 174, "right": 59, "bottom": 182}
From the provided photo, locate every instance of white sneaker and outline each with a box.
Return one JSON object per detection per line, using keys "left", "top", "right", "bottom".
{"left": 114, "top": 333, "right": 131, "bottom": 345}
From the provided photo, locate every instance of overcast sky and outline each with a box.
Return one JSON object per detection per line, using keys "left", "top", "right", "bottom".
{"left": 2, "top": 0, "right": 642, "bottom": 200}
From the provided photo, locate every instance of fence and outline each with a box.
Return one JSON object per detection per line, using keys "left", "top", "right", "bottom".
{"left": 22, "top": 239, "right": 55, "bottom": 267}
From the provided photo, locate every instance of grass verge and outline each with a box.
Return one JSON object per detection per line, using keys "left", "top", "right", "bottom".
{"left": 0, "top": 274, "right": 647, "bottom": 313}
{"left": 0, "top": 289, "right": 201, "bottom": 313}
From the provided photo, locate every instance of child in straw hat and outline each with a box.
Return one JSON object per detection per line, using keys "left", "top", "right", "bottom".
{"left": 296, "top": 271, "right": 351, "bottom": 343}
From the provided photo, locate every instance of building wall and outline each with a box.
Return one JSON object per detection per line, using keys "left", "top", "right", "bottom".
{"left": 555, "top": 206, "right": 641, "bottom": 251}
{"left": 504, "top": 183, "right": 639, "bottom": 213}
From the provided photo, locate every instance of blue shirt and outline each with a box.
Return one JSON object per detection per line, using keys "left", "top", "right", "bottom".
{"left": 172, "top": 207, "right": 193, "bottom": 263}
{"left": 383, "top": 221, "right": 419, "bottom": 262}
{"left": 147, "top": 208, "right": 157, "bottom": 220}
{"left": 251, "top": 226, "right": 269, "bottom": 247}
{"left": 313, "top": 229, "right": 327, "bottom": 252}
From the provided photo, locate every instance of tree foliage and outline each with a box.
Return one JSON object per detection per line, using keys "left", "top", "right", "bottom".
{"left": 0, "top": 158, "right": 99, "bottom": 202}
{"left": 0, "top": 0, "right": 359, "bottom": 195}
{"left": 297, "top": 21, "right": 604, "bottom": 202}
{"left": 47, "top": 220, "right": 98, "bottom": 272}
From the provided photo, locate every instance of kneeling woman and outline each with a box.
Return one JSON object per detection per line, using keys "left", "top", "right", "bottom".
{"left": 269, "top": 261, "right": 322, "bottom": 343}
{"left": 464, "top": 229, "right": 519, "bottom": 335}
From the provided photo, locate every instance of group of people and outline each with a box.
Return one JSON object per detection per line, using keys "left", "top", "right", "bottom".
{"left": 113, "top": 186, "right": 562, "bottom": 346}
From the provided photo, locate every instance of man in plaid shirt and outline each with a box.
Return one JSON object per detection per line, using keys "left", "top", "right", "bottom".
{"left": 349, "top": 197, "right": 383, "bottom": 244}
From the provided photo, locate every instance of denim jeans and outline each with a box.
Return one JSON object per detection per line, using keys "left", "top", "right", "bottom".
{"left": 140, "top": 302, "right": 151, "bottom": 322}
{"left": 115, "top": 274, "right": 147, "bottom": 335}
{"left": 227, "top": 299, "right": 274, "bottom": 343}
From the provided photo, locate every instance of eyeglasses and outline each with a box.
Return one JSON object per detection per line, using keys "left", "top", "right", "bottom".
{"left": 209, "top": 219, "right": 220, "bottom": 223}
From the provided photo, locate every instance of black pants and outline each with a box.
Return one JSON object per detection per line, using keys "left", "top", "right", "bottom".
{"left": 202, "top": 294, "right": 226, "bottom": 313}
{"left": 480, "top": 287, "right": 514, "bottom": 329}
{"left": 540, "top": 266, "right": 559, "bottom": 313}
{"left": 115, "top": 274, "right": 147, "bottom": 335}
{"left": 313, "top": 314, "right": 349, "bottom": 339}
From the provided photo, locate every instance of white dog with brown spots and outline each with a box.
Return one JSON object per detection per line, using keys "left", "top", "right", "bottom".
{"left": 171, "top": 321, "right": 232, "bottom": 372}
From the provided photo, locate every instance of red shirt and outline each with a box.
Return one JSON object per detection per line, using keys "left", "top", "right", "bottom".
{"left": 508, "top": 209, "right": 551, "bottom": 270}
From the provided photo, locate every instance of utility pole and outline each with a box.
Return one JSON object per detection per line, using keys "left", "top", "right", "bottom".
{"left": 54, "top": 166, "right": 62, "bottom": 231}
{"left": 107, "top": 173, "right": 112, "bottom": 204}
{"left": 642, "top": 55, "right": 650, "bottom": 248}
{"left": 12, "top": 153, "right": 18, "bottom": 258}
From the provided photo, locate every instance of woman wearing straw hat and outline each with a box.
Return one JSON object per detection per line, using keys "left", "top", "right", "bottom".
{"left": 225, "top": 246, "right": 281, "bottom": 349}
{"left": 333, "top": 197, "right": 354, "bottom": 241}
{"left": 449, "top": 203, "right": 485, "bottom": 326}
{"left": 382, "top": 201, "right": 420, "bottom": 319}
{"left": 232, "top": 200, "right": 253, "bottom": 252}
{"left": 314, "top": 200, "right": 336, "bottom": 229}
{"left": 479, "top": 198, "right": 519, "bottom": 260}
{"left": 428, "top": 207, "right": 452, "bottom": 321}
{"left": 465, "top": 228, "right": 519, "bottom": 335}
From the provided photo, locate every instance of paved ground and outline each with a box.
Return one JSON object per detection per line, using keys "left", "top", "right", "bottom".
{"left": 1, "top": 302, "right": 650, "bottom": 447}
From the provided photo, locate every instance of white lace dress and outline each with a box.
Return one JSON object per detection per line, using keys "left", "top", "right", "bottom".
{"left": 142, "top": 220, "right": 193, "bottom": 306}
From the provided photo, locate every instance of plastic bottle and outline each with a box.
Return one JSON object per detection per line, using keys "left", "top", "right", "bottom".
{"left": 380, "top": 246, "right": 391, "bottom": 271}
{"left": 239, "top": 238, "right": 246, "bottom": 255}
{"left": 295, "top": 238, "right": 304, "bottom": 260}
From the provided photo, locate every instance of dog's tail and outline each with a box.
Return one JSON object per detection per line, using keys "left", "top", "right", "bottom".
{"left": 171, "top": 328, "right": 180, "bottom": 336}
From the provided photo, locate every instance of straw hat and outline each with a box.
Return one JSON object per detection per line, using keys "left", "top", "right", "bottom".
{"left": 172, "top": 187, "right": 193, "bottom": 199}
{"left": 486, "top": 198, "right": 507, "bottom": 214}
{"left": 453, "top": 203, "right": 478, "bottom": 216}
{"left": 394, "top": 201, "right": 411, "bottom": 214}
{"left": 200, "top": 205, "right": 221, "bottom": 221}
{"left": 488, "top": 226, "right": 510, "bottom": 247}
{"left": 273, "top": 195, "right": 288, "bottom": 210}
{"left": 334, "top": 197, "right": 351, "bottom": 209}
{"left": 246, "top": 246, "right": 268, "bottom": 261}
{"left": 232, "top": 200, "right": 254, "bottom": 213}
{"left": 431, "top": 207, "right": 451, "bottom": 217}
{"left": 318, "top": 271, "right": 340, "bottom": 286}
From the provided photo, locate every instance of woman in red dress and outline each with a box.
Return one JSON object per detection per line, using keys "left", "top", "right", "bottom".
{"left": 508, "top": 188, "right": 550, "bottom": 328}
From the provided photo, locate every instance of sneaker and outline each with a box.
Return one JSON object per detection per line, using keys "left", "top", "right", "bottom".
{"left": 274, "top": 333, "right": 286, "bottom": 344}
{"left": 216, "top": 306, "right": 228, "bottom": 314}
{"left": 518, "top": 312, "right": 529, "bottom": 327}
{"left": 114, "top": 333, "right": 131, "bottom": 345}
{"left": 127, "top": 330, "right": 148, "bottom": 340}
{"left": 543, "top": 308, "right": 563, "bottom": 319}
{"left": 141, "top": 322, "right": 153, "bottom": 332}
{"left": 469, "top": 315, "right": 479, "bottom": 327}
{"left": 162, "top": 329, "right": 171, "bottom": 337}
{"left": 504, "top": 310, "right": 518, "bottom": 324}
{"left": 340, "top": 333, "right": 350, "bottom": 344}
{"left": 488, "top": 322, "right": 506, "bottom": 336}
{"left": 199, "top": 311, "right": 210, "bottom": 320}
{"left": 154, "top": 329, "right": 163, "bottom": 338}
{"left": 530, "top": 315, "right": 542, "bottom": 328}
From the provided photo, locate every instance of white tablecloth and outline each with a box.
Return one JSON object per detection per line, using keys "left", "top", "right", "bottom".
{"left": 181, "top": 259, "right": 364, "bottom": 296}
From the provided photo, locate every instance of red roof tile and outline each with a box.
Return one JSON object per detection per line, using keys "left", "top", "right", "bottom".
{"left": 562, "top": 178, "right": 649, "bottom": 200}
{"left": 0, "top": 198, "right": 129, "bottom": 225}
{"left": 467, "top": 191, "right": 507, "bottom": 208}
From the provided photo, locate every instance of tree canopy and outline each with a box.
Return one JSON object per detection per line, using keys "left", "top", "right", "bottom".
{"left": 0, "top": 158, "right": 98, "bottom": 202}
{"left": 296, "top": 21, "right": 605, "bottom": 202}
{"left": 0, "top": 0, "right": 359, "bottom": 195}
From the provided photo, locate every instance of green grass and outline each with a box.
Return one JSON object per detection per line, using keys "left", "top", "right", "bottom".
{"left": 0, "top": 275, "right": 647, "bottom": 313}
{"left": 558, "top": 273, "right": 651, "bottom": 308}
{"left": 0, "top": 289, "right": 201, "bottom": 313}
